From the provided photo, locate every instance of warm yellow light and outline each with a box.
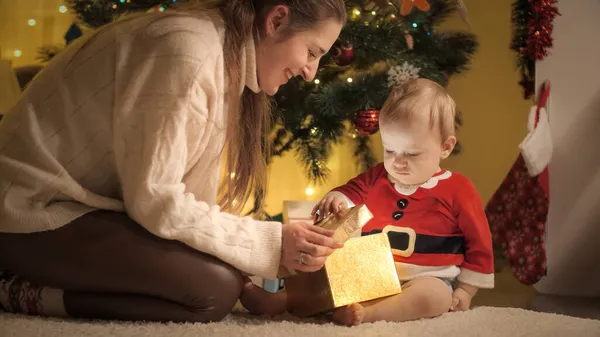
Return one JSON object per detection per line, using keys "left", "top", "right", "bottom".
{"left": 13, "top": 50, "right": 22, "bottom": 57}
{"left": 371, "top": 11, "right": 376, "bottom": 15}
{"left": 112, "top": 4, "right": 117, "bottom": 9}
{"left": 314, "top": 79, "right": 320, "bottom": 84}
{"left": 230, "top": 172, "right": 236, "bottom": 179}
{"left": 28, "top": 19, "right": 36, "bottom": 26}
{"left": 347, "top": 77, "right": 353, "bottom": 83}
{"left": 305, "top": 187, "right": 314, "bottom": 196}
{"left": 354, "top": 9, "right": 361, "bottom": 15}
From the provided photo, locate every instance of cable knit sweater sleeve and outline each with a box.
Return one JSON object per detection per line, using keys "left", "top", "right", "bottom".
{"left": 112, "top": 16, "right": 282, "bottom": 279}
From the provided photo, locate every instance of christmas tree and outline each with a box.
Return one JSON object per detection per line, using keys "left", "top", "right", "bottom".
{"left": 58, "top": 0, "right": 477, "bottom": 215}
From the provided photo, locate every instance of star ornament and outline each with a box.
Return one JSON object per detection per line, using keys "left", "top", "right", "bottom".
{"left": 400, "top": 0, "right": 431, "bottom": 16}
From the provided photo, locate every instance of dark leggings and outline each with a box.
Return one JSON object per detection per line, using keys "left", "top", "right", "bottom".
{"left": 0, "top": 210, "right": 244, "bottom": 323}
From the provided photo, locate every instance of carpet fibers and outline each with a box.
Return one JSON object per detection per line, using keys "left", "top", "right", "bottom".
{"left": 1, "top": 307, "right": 599, "bottom": 337}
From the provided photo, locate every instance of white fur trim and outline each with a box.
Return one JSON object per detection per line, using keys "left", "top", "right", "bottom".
{"left": 326, "top": 192, "right": 363, "bottom": 238}
{"left": 457, "top": 268, "right": 495, "bottom": 289}
{"left": 394, "top": 171, "right": 453, "bottom": 196}
{"left": 340, "top": 193, "right": 356, "bottom": 208}
{"left": 519, "top": 106, "right": 553, "bottom": 176}
{"left": 394, "top": 263, "right": 461, "bottom": 281}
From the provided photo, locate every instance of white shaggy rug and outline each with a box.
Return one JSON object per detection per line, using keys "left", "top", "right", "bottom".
{"left": 1, "top": 307, "right": 599, "bottom": 337}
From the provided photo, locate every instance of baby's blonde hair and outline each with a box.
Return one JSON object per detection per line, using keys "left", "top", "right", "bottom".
{"left": 380, "top": 78, "right": 456, "bottom": 141}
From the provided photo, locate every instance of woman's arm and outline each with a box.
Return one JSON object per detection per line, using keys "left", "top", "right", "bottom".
{"left": 112, "top": 24, "right": 282, "bottom": 279}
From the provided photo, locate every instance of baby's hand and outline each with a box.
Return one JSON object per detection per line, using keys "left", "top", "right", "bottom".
{"left": 450, "top": 288, "right": 473, "bottom": 311}
{"left": 311, "top": 192, "right": 348, "bottom": 221}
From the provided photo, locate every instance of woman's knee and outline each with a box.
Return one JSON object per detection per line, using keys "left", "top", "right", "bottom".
{"left": 177, "top": 255, "right": 244, "bottom": 322}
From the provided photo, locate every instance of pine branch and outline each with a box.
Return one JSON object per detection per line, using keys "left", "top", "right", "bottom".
{"left": 36, "top": 45, "right": 64, "bottom": 63}
{"left": 294, "top": 129, "right": 331, "bottom": 183}
{"left": 432, "top": 32, "right": 479, "bottom": 75}
{"left": 427, "top": 0, "right": 462, "bottom": 26}
{"left": 339, "top": 20, "right": 410, "bottom": 68}
{"left": 353, "top": 135, "right": 377, "bottom": 172}
{"left": 66, "top": 0, "right": 175, "bottom": 28}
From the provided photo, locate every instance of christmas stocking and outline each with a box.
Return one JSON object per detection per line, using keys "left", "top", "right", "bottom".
{"left": 486, "top": 82, "right": 552, "bottom": 285}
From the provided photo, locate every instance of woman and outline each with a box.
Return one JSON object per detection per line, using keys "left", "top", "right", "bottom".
{"left": 0, "top": 0, "right": 345, "bottom": 323}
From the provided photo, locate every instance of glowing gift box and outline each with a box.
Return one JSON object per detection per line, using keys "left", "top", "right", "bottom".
{"left": 283, "top": 205, "right": 402, "bottom": 317}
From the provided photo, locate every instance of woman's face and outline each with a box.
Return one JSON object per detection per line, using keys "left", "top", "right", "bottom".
{"left": 255, "top": 6, "right": 343, "bottom": 96}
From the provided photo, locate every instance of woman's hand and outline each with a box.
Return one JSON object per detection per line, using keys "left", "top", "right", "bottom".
{"left": 280, "top": 222, "right": 344, "bottom": 273}
{"left": 311, "top": 192, "right": 348, "bottom": 222}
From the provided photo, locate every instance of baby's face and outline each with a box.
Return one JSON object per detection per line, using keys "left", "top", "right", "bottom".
{"left": 380, "top": 116, "right": 453, "bottom": 186}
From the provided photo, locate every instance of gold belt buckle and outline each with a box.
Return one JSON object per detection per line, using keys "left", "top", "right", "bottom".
{"left": 383, "top": 225, "right": 417, "bottom": 257}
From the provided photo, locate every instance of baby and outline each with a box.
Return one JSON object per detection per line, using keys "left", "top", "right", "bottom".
{"left": 240, "top": 78, "right": 494, "bottom": 325}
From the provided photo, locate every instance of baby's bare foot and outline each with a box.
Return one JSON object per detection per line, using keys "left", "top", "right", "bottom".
{"left": 332, "top": 303, "right": 365, "bottom": 326}
{"left": 239, "top": 280, "right": 288, "bottom": 316}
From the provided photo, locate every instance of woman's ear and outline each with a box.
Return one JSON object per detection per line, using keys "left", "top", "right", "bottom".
{"left": 264, "top": 5, "right": 290, "bottom": 37}
{"left": 441, "top": 136, "right": 457, "bottom": 159}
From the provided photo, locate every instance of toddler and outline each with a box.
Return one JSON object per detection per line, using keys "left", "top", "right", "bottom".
{"left": 240, "top": 78, "right": 495, "bottom": 325}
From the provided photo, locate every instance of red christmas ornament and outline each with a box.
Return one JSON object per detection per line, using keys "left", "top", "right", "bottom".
{"left": 331, "top": 43, "right": 355, "bottom": 66}
{"left": 355, "top": 108, "right": 380, "bottom": 135}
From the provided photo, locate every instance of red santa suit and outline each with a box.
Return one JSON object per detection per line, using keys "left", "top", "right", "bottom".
{"left": 332, "top": 163, "right": 494, "bottom": 289}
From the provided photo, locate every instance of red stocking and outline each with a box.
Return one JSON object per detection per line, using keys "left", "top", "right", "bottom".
{"left": 486, "top": 82, "right": 552, "bottom": 285}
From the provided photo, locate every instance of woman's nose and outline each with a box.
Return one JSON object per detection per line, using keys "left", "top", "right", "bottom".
{"left": 301, "top": 64, "right": 317, "bottom": 82}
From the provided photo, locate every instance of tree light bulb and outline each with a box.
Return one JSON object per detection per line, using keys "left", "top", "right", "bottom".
{"left": 371, "top": 11, "right": 376, "bottom": 15}
{"left": 13, "top": 50, "right": 22, "bottom": 57}
{"left": 305, "top": 187, "right": 314, "bottom": 196}
{"left": 59, "top": 5, "right": 68, "bottom": 13}
{"left": 314, "top": 79, "right": 320, "bottom": 84}
{"left": 354, "top": 9, "right": 361, "bottom": 15}
{"left": 347, "top": 77, "right": 353, "bottom": 83}
{"left": 28, "top": 19, "right": 36, "bottom": 26}
{"left": 412, "top": 23, "right": 418, "bottom": 28}
{"left": 230, "top": 172, "right": 236, "bottom": 179}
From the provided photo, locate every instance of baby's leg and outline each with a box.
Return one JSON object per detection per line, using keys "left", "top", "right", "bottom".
{"left": 332, "top": 276, "right": 452, "bottom": 325}
{"left": 239, "top": 279, "right": 288, "bottom": 316}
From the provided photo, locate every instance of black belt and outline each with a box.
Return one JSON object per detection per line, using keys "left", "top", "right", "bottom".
{"left": 362, "top": 229, "right": 465, "bottom": 255}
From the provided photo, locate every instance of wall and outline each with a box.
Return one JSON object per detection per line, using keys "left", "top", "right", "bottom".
{"left": 440, "top": 0, "right": 532, "bottom": 203}
{"left": 533, "top": 0, "right": 600, "bottom": 297}
{"left": 0, "top": 0, "right": 73, "bottom": 67}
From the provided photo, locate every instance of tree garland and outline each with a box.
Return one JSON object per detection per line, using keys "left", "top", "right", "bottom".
{"left": 511, "top": 0, "right": 559, "bottom": 99}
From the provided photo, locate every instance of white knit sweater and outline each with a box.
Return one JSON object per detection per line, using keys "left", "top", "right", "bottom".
{"left": 0, "top": 12, "right": 283, "bottom": 279}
